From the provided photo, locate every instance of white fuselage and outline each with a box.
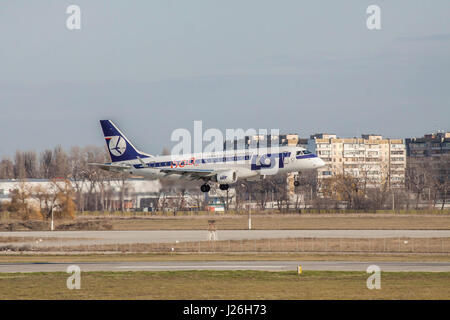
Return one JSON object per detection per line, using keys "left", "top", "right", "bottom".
{"left": 114, "top": 146, "right": 325, "bottom": 182}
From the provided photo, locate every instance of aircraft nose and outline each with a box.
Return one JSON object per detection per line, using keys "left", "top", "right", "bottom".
{"left": 313, "top": 157, "right": 326, "bottom": 168}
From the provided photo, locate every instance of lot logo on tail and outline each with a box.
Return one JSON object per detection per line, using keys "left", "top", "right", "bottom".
{"left": 107, "top": 136, "right": 127, "bottom": 156}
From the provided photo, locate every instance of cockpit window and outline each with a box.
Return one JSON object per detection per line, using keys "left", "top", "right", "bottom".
{"left": 297, "top": 150, "right": 312, "bottom": 156}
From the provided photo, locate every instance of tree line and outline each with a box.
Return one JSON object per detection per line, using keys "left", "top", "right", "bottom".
{"left": 0, "top": 146, "right": 128, "bottom": 214}
{"left": 0, "top": 146, "right": 107, "bottom": 180}
{"left": 0, "top": 146, "right": 448, "bottom": 215}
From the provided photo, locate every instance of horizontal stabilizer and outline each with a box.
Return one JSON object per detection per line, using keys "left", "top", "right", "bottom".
{"left": 88, "top": 163, "right": 131, "bottom": 172}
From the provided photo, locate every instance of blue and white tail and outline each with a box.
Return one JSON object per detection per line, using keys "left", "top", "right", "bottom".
{"left": 100, "top": 120, "right": 152, "bottom": 162}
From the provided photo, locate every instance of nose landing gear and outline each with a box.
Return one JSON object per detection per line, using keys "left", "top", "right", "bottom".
{"left": 294, "top": 172, "right": 301, "bottom": 187}
{"left": 219, "top": 184, "right": 229, "bottom": 191}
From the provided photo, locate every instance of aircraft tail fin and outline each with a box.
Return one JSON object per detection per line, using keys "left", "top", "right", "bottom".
{"left": 100, "top": 120, "right": 152, "bottom": 162}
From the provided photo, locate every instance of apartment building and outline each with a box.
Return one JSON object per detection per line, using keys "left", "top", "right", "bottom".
{"left": 406, "top": 132, "right": 450, "bottom": 158}
{"left": 405, "top": 132, "right": 450, "bottom": 203}
{"left": 223, "top": 133, "right": 308, "bottom": 150}
{"left": 308, "top": 134, "right": 406, "bottom": 188}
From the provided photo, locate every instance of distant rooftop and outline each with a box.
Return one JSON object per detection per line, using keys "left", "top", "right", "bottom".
{"left": 407, "top": 131, "right": 450, "bottom": 141}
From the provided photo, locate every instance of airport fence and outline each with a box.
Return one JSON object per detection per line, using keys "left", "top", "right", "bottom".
{"left": 2, "top": 237, "right": 450, "bottom": 254}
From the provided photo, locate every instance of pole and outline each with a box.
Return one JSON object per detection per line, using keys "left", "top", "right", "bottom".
{"left": 392, "top": 192, "right": 395, "bottom": 211}
{"left": 248, "top": 191, "right": 252, "bottom": 230}
{"left": 271, "top": 190, "right": 273, "bottom": 209}
{"left": 429, "top": 187, "right": 431, "bottom": 208}
{"left": 50, "top": 207, "right": 54, "bottom": 231}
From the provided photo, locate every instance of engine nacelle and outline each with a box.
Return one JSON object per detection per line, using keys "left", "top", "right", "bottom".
{"left": 216, "top": 170, "right": 237, "bottom": 184}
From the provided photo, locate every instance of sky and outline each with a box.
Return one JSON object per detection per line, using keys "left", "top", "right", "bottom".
{"left": 0, "top": 1, "right": 449, "bottom": 158}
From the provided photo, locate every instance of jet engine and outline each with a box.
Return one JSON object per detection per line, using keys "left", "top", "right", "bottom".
{"left": 216, "top": 170, "right": 237, "bottom": 184}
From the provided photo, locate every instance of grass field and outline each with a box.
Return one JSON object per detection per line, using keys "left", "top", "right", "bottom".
{"left": 95, "top": 214, "right": 450, "bottom": 230}
{"left": 2, "top": 236, "right": 449, "bottom": 254}
{"left": 0, "top": 270, "right": 449, "bottom": 299}
{"left": 2, "top": 213, "right": 450, "bottom": 231}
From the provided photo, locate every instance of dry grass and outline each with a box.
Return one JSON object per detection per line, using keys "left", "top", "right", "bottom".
{"left": 0, "top": 219, "right": 112, "bottom": 231}
{"left": 1, "top": 252, "right": 449, "bottom": 264}
{"left": 92, "top": 214, "right": 450, "bottom": 230}
{"left": 0, "top": 237, "right": 82, "bottom": 243}
{"left": 1, "top": 214, "right": 449, "bottom": 231}
{"left": 0, "top": 270, "right": 449, "bottom": 299}
{"left": 5, "top": 237, "right": 448, "bottom": 255}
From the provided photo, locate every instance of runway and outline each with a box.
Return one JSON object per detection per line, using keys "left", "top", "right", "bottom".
{"left": 1, "top": 229, "right": 450, "bottom": 247}
{"left": 1, "top": 260, "right": 449, "bottom": 273}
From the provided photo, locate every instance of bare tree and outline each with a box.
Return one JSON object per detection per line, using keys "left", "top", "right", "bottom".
{"left": 174, "top": 188, "right": 187, "bottom": 212}
{"left": 39, "top": 149, "right": 53, "bottom": 179}
{"left": 110, "top": 172, "right": 131, "bottom": 212}
{"left": 432, "top": 156, "right": 450, "bottom": 210}
{"left": 406, "top": 158, "right": 432, "bottom": 209}
{"left": 7, "top": 181, "right": 42, "bottom": 220}
{"left": 68, "top": 146, "right": 87, "bottom": 211}
{"left": 292, "top": 170, "right": 318, "bottom": 210}
{"left": 23, "top": 151, "right": 39, "bottom": 178}
{"left": 52, "top": 145, "right": 69, "bottom": 178}
{"left": 252, "top": 179, "right": 270, "bottom": 210}
{"left": 0, "top": 158, "right": 14, "bottom": 179}
{"left": 33, "top": 180, "right": 76, "bottom": 220}
{"left": 14, "top": 151, "right": 26, "bottom": 179}
{"left": 264, "top": 174, "right": 289, "bottom": 212}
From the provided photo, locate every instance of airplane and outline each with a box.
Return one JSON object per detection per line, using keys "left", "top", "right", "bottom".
{"left": 90, "top": 120, "right": 326, "bottom": 192}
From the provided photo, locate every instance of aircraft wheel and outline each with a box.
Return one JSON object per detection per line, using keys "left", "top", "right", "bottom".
{"left": 219, "top": 184, "right": 229, "bottom": 191}
{"left": 294, "top": 181, "right": 300, "bottom": 187}
{"left": 200, "top": 184, "right": 211, "bottom": 192}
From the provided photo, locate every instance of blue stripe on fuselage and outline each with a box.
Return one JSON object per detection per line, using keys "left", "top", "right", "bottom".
{"left": 132, "top": 152, "right": 300, "bottom": 169}
{"left": 296, "top": 154, "right": 317, "bottom": 160}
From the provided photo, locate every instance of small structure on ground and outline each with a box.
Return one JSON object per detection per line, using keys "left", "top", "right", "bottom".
{"left": 207, "top": 220, "right": 217, "bottom": 241}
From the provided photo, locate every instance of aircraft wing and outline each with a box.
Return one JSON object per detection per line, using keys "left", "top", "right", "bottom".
{"left": 89, "top": 163, "right": 225, "bottom": 181}
{"left": 159, "top": 168, "right": 218, "bottom": 180}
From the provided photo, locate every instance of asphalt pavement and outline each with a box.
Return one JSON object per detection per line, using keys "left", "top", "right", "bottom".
{"left": 1, "top": 260, "right": 449, "bottom": 273}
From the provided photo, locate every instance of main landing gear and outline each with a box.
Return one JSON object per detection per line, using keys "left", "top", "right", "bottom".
{"left": 200, "top": 184, "right": 229, "bottom": 192}
{"left": 200, "top": 184, "right": 211, "bottom": 193}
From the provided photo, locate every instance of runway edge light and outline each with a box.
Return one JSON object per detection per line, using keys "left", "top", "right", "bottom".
{"left": 298, "top": 265, "right": 302, "bottom": 275}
